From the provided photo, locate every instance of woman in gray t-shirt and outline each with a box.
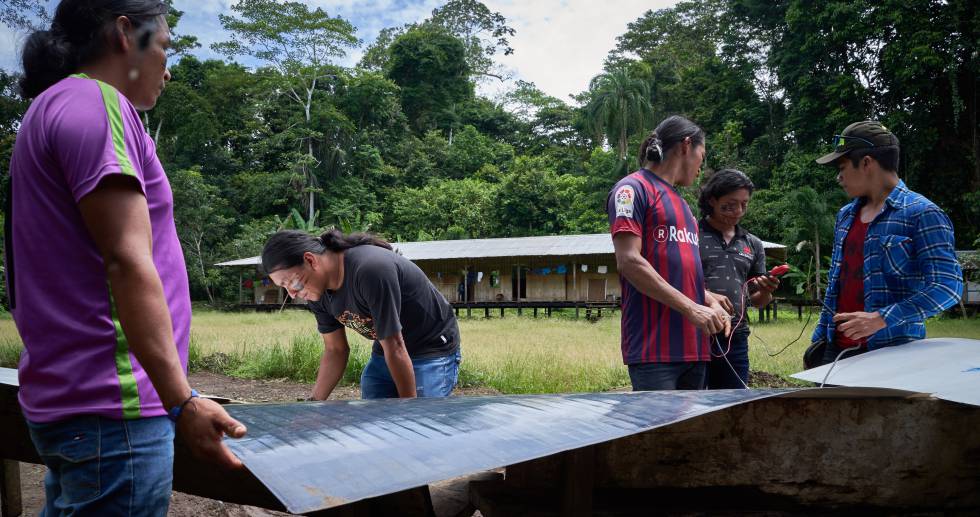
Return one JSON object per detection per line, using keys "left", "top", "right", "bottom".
{"left": 262, "top": 230, "right": 461, "bottom": 399}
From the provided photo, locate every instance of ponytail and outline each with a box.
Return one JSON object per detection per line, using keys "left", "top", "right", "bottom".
{"left": 318, "top": 228, "right": 392, "bottom": 252}
{"left": 19, "top": 30, "right": 76, "bottom": 99}
{"left": 261, "top": 229, "right": 392, "bottom": 274}
{"left": 639, "top": 115, "right": 705, "bottom": 166}
{"left": 639, "top": 133, "right": 663, "bottom": 164}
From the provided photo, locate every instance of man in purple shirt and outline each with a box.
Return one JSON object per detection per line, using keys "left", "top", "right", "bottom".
{"left": 6, "top": 1, "right": 245, "bottom": 514}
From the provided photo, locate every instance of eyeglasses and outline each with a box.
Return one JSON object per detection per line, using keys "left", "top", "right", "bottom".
{"left": 718, "top": 201, "right": 748, "bottom": 214}
{"left": 831, "top": 134, "right": 876, "bottom": 152}
{"left": 271, "top": 266, "right": 307, "bottom": 297}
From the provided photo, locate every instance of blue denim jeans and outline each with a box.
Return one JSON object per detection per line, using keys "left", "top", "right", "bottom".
{"left": 627, "top": 361, "right": 708, "bottom": 391}
{"left": 708, "top": 329, "right": 750, "bottom": 389}
{"left": 26, "top": 415, "right": 174, "bottom": 517}
{"left": 361, "top": 348, "right": 462, "bottom": 399}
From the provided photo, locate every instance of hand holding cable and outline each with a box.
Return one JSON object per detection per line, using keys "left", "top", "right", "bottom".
{"left": 706, "top": 290, "right": 734, "bottom": 315}
{"left": 832, "top": 311, "right": 886, "bottom": 341}
{"left": 714, "top": 264, "right": 789, "bottom": 358}
{"left": 685, "top": 302, "right": 729, "bottom": 335}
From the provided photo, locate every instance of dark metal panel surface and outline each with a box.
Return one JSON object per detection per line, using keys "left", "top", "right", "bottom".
{"left": 225, "top": 389, "right": 790, "bottom": 514}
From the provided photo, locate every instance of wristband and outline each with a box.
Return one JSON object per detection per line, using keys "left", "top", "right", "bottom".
{"left": 168, "top": 389, "right": 199, "bottom": 422}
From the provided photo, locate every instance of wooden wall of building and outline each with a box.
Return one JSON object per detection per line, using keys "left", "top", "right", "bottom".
{"left": 415, "top": 255, "right": 621, "bottom": 303}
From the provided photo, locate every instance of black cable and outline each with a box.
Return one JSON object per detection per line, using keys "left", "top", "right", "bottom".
{"left": 751, "top": 303, "right": 815, "bottom": 358}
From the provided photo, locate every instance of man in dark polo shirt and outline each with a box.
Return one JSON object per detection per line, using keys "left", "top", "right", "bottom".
{"left": 698, "top": 169, "right": 779, "bottom": 388}
{"left": 810, "top": 121, "right": 962, "bottom": 366}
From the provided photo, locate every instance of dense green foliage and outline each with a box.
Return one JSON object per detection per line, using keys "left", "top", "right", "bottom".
{"left": 0, "top": 0, "right": 976, "bottom": 304}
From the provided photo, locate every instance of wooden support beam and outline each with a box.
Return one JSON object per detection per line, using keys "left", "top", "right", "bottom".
{"left": 306, "top": 485, "right": 434, "bottom": 517}
{"left": 560, "top": 447, "right": 594, "bottom": 517}
{"left": 1, "top": 460, "right": 21, "bottom": 517}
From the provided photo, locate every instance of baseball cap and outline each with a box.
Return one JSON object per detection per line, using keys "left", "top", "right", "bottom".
{"left": 815, "top": 120, "right": 900, "bottom": 165}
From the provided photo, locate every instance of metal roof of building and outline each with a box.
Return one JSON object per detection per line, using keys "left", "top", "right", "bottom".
{"left": 215, "top": 233, "right": 786, "bottom": 266}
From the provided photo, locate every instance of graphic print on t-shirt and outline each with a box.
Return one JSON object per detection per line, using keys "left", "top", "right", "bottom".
{"left": 337, "top": 311, "right": 377, "bottom": 340}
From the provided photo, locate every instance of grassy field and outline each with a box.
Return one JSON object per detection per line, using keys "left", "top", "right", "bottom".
{"left": 1, "top": 308, "right": 978, "bottom": 393}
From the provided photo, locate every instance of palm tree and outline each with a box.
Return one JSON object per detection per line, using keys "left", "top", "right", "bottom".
{"left": 783, "top": 187, "right": 837, "bottom": 299}
{"left": 584, "top": 68, "right": 653, "bottom": 160}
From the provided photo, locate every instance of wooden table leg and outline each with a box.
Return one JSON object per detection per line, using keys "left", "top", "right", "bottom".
{"left": 1, "top": 460, "right": 22, "bottom": 517}
{"left": 560, "top": 447, "right": 594, "bottom": 517}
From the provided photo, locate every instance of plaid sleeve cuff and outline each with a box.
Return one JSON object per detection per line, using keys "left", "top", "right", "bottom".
{"left": 878, "top": 304, "right": 907, "bottom": 328}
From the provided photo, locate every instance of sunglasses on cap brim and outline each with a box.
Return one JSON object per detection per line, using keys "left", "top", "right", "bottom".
{"left": 831, "top": 134, "right": 876, "bottom": 152}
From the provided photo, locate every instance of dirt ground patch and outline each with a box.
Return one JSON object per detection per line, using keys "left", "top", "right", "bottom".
{"left": 15, "top": 372, "right": 497, "bottom": 516}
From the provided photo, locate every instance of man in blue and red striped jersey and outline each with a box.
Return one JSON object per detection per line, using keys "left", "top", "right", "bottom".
{"left": 608, "top": 116, "right": 731, "bottom": 391}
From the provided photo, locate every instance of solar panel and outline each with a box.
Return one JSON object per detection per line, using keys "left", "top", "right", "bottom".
{"left": 224, "top": 389, "right": 789, "bottom": 514}
{"left": 792, "top": 337, "right": 980, "bottom": 406}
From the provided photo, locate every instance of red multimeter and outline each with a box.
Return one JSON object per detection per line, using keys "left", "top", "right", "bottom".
{"left": 768, "top": 264, "right": 790, "bottom": 277}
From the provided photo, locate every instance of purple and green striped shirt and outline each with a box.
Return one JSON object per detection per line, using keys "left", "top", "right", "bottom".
{"left": 7, "top": 74, "right": 191, "bottom": 422}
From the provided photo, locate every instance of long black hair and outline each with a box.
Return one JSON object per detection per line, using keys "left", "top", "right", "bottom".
{"left": 698, "top": 168, "right": 755, "bottom": 217}
{"left": 638, "top": 115, "right": 705, "bottom": 165}
{"left": 261, "top": 229, "right": 393, "bottom": 273}
{"left": 19, "top": 0, "right": 168, "bottom": 98}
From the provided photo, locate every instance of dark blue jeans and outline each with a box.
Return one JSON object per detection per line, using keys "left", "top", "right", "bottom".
{"left": 26, "top": 415, "right": 174, "bottom": 517}
{"left": 708, "top": 330, "right": 750, "bottom": 389}
{"left": 627, "top": 361, "right": 708, "bottom": 391}
{"left": 361, "top": 348, "right": 462, "bottom": 399}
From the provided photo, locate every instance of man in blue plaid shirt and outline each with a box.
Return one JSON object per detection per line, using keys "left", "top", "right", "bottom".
{"left": 810, "top": 120, "right": 963, "bottom": 366}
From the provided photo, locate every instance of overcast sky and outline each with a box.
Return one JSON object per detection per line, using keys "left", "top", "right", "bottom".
{"left": 1, "top": 0, "right": 679, "bottom": 103}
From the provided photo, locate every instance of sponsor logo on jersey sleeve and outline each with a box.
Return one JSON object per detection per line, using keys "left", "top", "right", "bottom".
{"left": 614, "top": 185, "right": 635, "bottom": 218}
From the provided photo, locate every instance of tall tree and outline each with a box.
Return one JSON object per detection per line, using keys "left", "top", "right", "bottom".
{"left": 169, "top": 167, "right": 233, "bottom": 304}
{"left": 360, "top": 0, "right": 514, "bottom": 83}
{"left": 731, "top": 0, "right": 980, "bottom": 246}
{"left": 213, "top": 0, "right": 358, "bottom": 221}
{"left": 386, "top": 27, "right": 472, "bottom": 133}
{"left": 163, "top": 1, "right": 200, "bottom": 58}
{"left": 429, "top": 0, "right": 515, "bottom": 82}
{"left": 782, "top": 187, "right": 837, "bottom": 299}
{"left": 583, "top": 67, "right": 653, "bottom": 160}
{"left": 0, "top": 0, "right": 48, "bottom": 32}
